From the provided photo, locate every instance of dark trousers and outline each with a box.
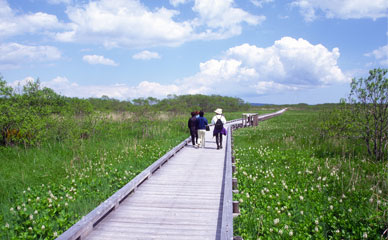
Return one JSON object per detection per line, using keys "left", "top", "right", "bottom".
{"left": 215, "top": 133, "right": 223, "bottom": 148}
{"left": 190, "top": 129, "right": 198, "bottom": 145}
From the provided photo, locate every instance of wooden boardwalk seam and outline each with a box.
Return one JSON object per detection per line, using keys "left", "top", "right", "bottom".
{"left": 57, "top": 109, "right": 286, "bottom": 240}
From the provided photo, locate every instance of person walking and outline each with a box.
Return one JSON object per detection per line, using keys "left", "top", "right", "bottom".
{"left": 212, "top": 108, "right": 226, "bottom": 150}
{"left": 188, "top": 112, "right": 198, "bottom": 147}
{"left": 196, "top": 110, "right": 208, "bottom": 148}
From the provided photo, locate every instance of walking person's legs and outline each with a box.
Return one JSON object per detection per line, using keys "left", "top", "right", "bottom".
{"left": 216, "top": 133, "right": 220, "bottom": 149}
{"left": 198, "top": 130, "right": 206, "bottom": 148}
{"left": 190, "top": 130, "right": 196, "bottom": 146}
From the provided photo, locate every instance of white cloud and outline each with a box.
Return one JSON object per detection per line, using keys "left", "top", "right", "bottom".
{"left": 366, "top": 45, "right": 388, "bottom": 66}
{"left": 47, "top": 0, "right": 72, "bottom": 4}
{"left": 55, "top": 0, "right": 264, "bottom": 48}
{"left": 292, "top": 0, "right": 388, "bottom": 21}
{"left": 177, "top": 37, "right": 349, "bottom": 96}
{"left": 170, "top": 0, "right": 190, "bottom": 7}
{"left": 0, "top": 42, "right": 61, "bottom": 69}
{"left": 132, "top": 50, "right": 161, "bottom": 60}
{"left": 192, "top": 0, "right": 265, "bottom": 39}
{"left": 56, "top": 0, "right": 193, "bottom": 48}
{"left": 9, "top": 76, "right": 35, "bottom": 90}
{"left": 250, "top": 0, "right": 274, "bottom": 8}
{"left": 0, "top": 0, "right": 63, "bottom": 38}
{"left": 16, "top": 37, "right": 349, "bottom": 101}
{"left": 38, "top": 77, "right": 181, "bottom": 99}
{"left": 82, "top": 55, "right": 118, "bottom": 66}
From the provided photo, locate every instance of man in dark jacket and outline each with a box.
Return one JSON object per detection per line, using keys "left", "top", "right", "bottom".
{"left": 188, "top": 112, "right": 198, "bottom": 147}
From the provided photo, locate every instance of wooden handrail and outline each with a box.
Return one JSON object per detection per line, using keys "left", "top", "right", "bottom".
{"left": 220, "top": 124, "right": 234, "bottom": 240}
{"left": 219, "top": 108, "right": 287, "bottom": 239}
{"left": 56, "top": 136, "right": 191, "bottom": 240}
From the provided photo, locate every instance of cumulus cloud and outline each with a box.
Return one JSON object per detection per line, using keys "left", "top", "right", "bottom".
{"left": 177, "top": 37, "right": 349, "bottom": 96}
{"left": 14, "top": 37, "right": 348, "bottom": 100}
{"left": 36, "top": 77, "right": 181, "bottom": 99}
{"left": 366, "top": 45, "right": 388, "bottom": 66}
{"left": 1, "top": 0, "right": 265, "bottom": 48}
{"left": 0, "top": 42, "right": 61, "bottom": 69}
{"left": 291, "top": 0, "right": 388, "bottom": 21}
{"left": 82, "top": 55, "right": 118, "bottom": 66}
{"left": 0, "top": 0, "right": 63, "bottom": 38}
{"left": 192, "top": 0, "right": 265, "bottom": 39}
{"left": 132, "top": 50, "right": 161, "bottom": 60}
{"left": 56, "top": 0, "right": 193, "bottom": 48}
{"left": 55, "top": 0, "right": 263, "bottom": 48}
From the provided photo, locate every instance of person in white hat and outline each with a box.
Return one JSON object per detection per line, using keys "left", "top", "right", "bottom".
{"left": 211, "top": 108, "right": 226, "bottom": 149}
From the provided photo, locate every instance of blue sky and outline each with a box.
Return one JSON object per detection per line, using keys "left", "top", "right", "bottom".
{"left": 0, "top": 0, "right": 387, "bottom": 104}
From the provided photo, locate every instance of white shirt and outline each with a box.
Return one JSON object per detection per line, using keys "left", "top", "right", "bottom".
{"left": 211, "top": 114, "right": 226, "bottom": 125}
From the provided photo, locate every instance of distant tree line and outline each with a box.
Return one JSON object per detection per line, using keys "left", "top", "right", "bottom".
{"left": 0, "top": 76, "right": 250, "bottom": 147}
{"left": 88, "top": 94, "right": 250, "bottom": 113}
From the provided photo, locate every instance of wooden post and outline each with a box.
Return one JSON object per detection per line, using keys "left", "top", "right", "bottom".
{"left": 233, "top": 201, "right": 240, "bottom": 216}
{"left": 253, "top": 114, "right": 258, "bottom": 126}
{"left": 232, "top": 178, "right": 238, "bottom": 190}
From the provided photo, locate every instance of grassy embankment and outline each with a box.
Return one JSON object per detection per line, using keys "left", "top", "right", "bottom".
{"left": 233, "top": 109, "right": 388, "bottom": 239}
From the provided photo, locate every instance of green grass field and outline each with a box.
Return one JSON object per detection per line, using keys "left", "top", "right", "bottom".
{"left": 2, "top": 108, "right": 386, "bottom": 239}
{"left": 0, "top": 110, "right": 251, "bottom": 239}
{"left": 233, "top": 110, "right": 388, "bottom": 239}
{"left": 0, "top": 115, "right": 189, "bottom": 239}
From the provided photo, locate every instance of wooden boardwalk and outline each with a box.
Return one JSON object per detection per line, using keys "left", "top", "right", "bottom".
{"left": 85, "top": 125, "right": 227, "bottom": 240}
{"left": 57, "top": 109, "right": 286, "bottom": 240}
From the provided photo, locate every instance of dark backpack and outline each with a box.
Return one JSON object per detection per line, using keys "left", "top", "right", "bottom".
{"left": 215, "top": 117, "right": 223, "bottom": 130}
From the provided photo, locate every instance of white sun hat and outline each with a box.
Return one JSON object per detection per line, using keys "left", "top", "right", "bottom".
{"left": 214, "top": 108, "right": 222, "bottom": 114}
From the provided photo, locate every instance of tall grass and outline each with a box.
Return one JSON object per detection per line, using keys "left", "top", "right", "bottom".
{"left": 0, "top": 113, "right": 188, "bottom": 239}
{"left": 233, "top": 110, "right": 388, "bottom": 239}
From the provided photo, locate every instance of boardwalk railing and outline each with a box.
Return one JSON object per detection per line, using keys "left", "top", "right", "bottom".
{"left": 219, "top": 108, "right": 287, "bottom": 240}
{"left": 57, "top": 136, "right": 191, "bottom": 240}
{"left": 57, "top": 108, "right": 287, "bottom": 240}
